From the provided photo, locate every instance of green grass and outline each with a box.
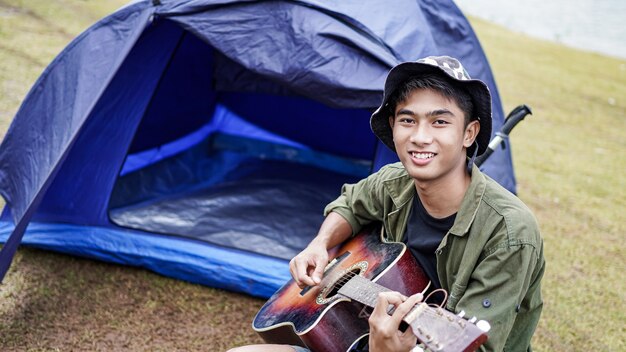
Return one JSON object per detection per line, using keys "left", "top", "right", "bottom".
{"left": 0, "top": 0, "right": 127, "bottom": 139}
{"left": 0, "top": 1, "right": 625, "bottom": 351}
{"left": 468, "top": 18, "right": 626, "bottom": 350}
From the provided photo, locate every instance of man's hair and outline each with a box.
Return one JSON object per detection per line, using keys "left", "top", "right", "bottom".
{"left": 388, "top": 74, "right": 475, "bottom": 126}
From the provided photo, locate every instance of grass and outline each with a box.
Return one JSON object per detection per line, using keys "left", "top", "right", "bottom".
{"left": 469, "top": 18, "right": 626, "bottom": 350}
{"left": 0, "top": 247, "right": 264, "bottom": 350}
{"left": 0, "top": 0, "right": 125, "bottom": 139}
{"left": 0, "top": 1, "right": 624, "bottom": 351}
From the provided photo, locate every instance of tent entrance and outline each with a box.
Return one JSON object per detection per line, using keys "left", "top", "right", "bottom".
{"left": 109, "top": 129, "right": 366, "bottom": 260}
{"left": 104, "top": 20, "right": 375, "bottom": 260}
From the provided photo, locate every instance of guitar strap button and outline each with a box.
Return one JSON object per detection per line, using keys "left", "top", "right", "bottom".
{"left": 482, "top": 299, "right": 491, "bottom": 308}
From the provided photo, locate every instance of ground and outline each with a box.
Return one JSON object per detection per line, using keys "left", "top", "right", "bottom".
{"left": 0, "top": 1, "right": 625, "bottom": 351}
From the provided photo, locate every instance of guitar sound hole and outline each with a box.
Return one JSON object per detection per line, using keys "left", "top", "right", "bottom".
{"left": 323, "top": 268, "right": 362, "bottom": 300}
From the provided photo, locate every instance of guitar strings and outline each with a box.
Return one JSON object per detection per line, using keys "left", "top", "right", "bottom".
{"left": 329, "top": 268, "right": 453, "bottom": 319}
{"left": 333, "top": 270, "right": 448, "bottom": 308}
{"left": 424, "top": 288, "right": 449, "bottom": 309}
{"left": 332, "top": 269, "right": 360, "bottom": 287}
{"left": 333, "top": 271, "right": 454, "bottom": 321}
{"left": 330, "top": 270, "right": 478, "bottom": 335}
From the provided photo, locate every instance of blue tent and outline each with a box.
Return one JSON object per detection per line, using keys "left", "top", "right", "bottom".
{"left": 0, "top": 0, "right": 515, "bottom": 298}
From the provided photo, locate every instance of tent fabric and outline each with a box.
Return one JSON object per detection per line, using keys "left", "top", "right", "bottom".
{"left": 0, "top": 222, "right": 288, "bottom": 298}
{"left": 0, "top": 0, "right": 515, "bottom": 297}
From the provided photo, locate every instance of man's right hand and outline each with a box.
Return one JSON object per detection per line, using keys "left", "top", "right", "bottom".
{"left": 289, "top": 243, "right": 329, "bottom": 289}
{"left": 289, "top": 212, "right": 353, "bottom": 289}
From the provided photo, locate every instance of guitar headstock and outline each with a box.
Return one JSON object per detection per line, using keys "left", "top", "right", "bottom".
{"left": 404, "top": 304, "right": 490, "bottom": 352}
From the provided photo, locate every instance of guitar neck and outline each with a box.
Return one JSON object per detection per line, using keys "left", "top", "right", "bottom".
{"left": 337, "top": 273, "right": 427, "bottom": 325}
{"left": 337, "top": 274, "right": 489, "bottom": 352}
{"left": 337, "top": 272, "right": 394, "bottom": 309}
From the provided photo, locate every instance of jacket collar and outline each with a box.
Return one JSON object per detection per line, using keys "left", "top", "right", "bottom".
{"left": 449, "top": 164, "right": 487, "bottom": 236}
{"left": 382, "top": 170, "right": 416, "bottom": 210}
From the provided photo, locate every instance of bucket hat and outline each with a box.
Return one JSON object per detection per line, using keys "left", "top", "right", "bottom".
{"left": 370, "top": 56, "right": 492, "bottom": 157}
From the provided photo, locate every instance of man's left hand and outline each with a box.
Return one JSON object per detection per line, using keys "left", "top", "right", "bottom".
{"left": 368, "top": 291, "right": 423, "bottom": 352}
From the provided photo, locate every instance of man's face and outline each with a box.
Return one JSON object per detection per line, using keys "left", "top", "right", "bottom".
{"left": 389, "top": 88, "right": 479, "bottom": 185}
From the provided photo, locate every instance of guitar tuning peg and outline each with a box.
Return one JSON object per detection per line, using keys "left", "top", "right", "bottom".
{"left": 457, "top": 310, "right": 466, "bottom": 318}
{"left": 476, "top": 319, "right": 491, "bottom": 332}
{"left": 468, "top": 316, "right": 477, "bottom": 324}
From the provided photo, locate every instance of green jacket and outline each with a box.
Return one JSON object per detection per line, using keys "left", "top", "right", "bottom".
{"left": 324, "top": 162, "right": 545, "bottom": 351}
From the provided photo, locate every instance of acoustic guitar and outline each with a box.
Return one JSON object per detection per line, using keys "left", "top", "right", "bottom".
{"left": 253, "top": 227, "right": 490, "bottom": 352}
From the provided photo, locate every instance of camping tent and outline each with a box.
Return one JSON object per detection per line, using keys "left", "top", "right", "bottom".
{"left": 0, "top": 0, "right": 515, "bottom": 298}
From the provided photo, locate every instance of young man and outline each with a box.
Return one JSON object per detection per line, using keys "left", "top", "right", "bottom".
{"left": 231, "top": 56, "right": 545, "bottom": 352}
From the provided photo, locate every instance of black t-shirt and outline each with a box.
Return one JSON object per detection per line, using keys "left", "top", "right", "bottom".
{"left": 352, "top": 198, "right": 455, "bottom": 352}
{"left": 402, "top": 195, "right": 456, "bottom": 289}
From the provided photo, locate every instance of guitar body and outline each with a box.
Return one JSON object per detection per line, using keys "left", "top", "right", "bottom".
{"left": 253, "top": 227, "right": 430, "bottom": 352}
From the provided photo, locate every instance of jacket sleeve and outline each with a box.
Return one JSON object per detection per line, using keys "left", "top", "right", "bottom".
{"left": 454, "top": 233, "right": 544, "bottom": 351}
{"left": 323, "top": 167, "right": 389, "bottom": 235}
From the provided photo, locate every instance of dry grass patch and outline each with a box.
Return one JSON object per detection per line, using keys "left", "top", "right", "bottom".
{"left": 0, "top": 248, "right": 264, "bottom": 351}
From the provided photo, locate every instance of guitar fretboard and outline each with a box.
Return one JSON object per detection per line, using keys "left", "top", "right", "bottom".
{"left": 337, "top": 273, "right": 394, "bottom": 308}
{"left": 336, "top": 273, "right": 489, "bottom": 352}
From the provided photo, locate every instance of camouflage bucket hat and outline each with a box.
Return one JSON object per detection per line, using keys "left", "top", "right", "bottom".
{"left": 370, "top": 56, "right": 492, "bottom": 157}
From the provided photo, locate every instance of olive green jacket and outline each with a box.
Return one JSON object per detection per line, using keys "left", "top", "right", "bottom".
{"left": 324, "top": 162, "right": 545, "bottom": 351}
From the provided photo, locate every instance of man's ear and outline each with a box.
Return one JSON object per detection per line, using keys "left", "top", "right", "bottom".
{"left": 388, "top": 116, "right": 395, "bottom": 129}
{"left": 463, "top": 120, "right": 480, "bottom": 148}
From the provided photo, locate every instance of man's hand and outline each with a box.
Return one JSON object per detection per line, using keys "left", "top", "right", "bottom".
{"left": 289, "top": 243, "right": 329, "bottom": 288}
{"left": 289, "top": 212, "right": 353, "bottom": 288}
{"left": 368, "top": 291, "right": 424, "bottom": 352}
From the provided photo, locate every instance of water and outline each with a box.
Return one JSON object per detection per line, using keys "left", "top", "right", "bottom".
{"left": 454, "top": 0, "right": 626, "bottom": 59}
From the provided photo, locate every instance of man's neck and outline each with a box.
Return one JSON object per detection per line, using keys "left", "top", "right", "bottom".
{"left": 413, "top": 165, "right": 471, "bottom": 219}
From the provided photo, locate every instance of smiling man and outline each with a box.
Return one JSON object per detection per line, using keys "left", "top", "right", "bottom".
{"left": 230, "top": 56, "right": 545, "bottom": 352}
